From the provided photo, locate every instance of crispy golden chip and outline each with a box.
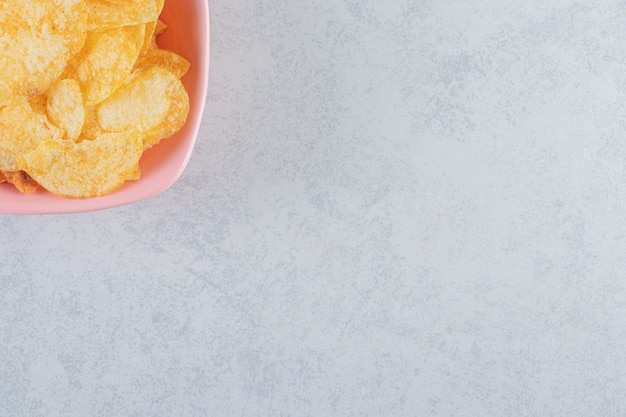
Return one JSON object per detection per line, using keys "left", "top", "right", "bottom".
{"left": 125, "top": 24, "right": 147, "bottom": 52}
{"left": 140, "top": 20, "right": 157, "bottom": 56}
{"left": 28, "top": 94, "right": 48, "bottom": 115}
{"left": 2, "top": 171, "right": 40, "bottom": 194}
{"left": 0, "top": 0, "right": 87, "bottom": 106}
{"left": 2, "top": 0, "right": 191, "bottom": 198}
{"left": 100, "top": 0, "right": 145, "bottom": 3}
{"left": 155, "top": 0, "right": 165, "bottom": 15}
{"left": 155, "top": 19, "right": 168, "bottom": 36}
{"left": 96, "top": 66, "right": 189, "bottom": 150}
{"left": 141, "top": 15, "right": 168, "bottom": 55}
{"left": 0, "top": 101, "right": 63, "bottom": 171}
{"left": 84, "top": 0, "right": 158, "bottom": 31}
{"left": 134, "top": 49, "right": 190, "bottom": 78}
{"left": 46, "top": 79, "right": 85, "bottom": 142}
{"left": 64, "top": 27, "right": 142, "bottom": 106}
{"left": 17, "top": 129, "right": 143, "bottom": 198}
{"left": 57, "top": 0, "right": 89, "bottom": 56}
{"left": 106, "top": 0, "right": 164, "bottom": 14}
{"left": 81, "top": 106, "right": 104, "bottom": 141}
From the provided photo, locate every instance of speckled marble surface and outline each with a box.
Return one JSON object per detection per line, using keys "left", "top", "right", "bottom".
{"left": 3, "top": 0, "right": 626, "bottom": 415}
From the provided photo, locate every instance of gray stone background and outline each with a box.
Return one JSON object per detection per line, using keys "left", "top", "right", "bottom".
{"left": 3, "top": 0, "right": 626, "bottom": 415}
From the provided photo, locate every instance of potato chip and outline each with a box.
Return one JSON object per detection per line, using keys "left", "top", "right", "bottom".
{"left": 125, "top": 24, "right": 147, "bottom": 52}
{"left": 1, "top": 0, "right": 192, "bottom": 198}
{"left": 140, "top": 12, "right": 168, "bottom": 55}
{"left": 140, "top": 20, "right": 157, "bottom": 56}
{"left": 96, "top": 66, "right": 189, "bottom": 150}
{"left": 134, "top": 49, "right": 190, "bottom": 78}
{"left": 2, "top": 171, "right": 40, "bottom": 194}
{"left": 64, "top": 26, "right": 142, "bottom": 105}
{"left": 84, "top": 0, "right": 157, "bottom": 31}
{"left": 155, "top": 19, "right": 168, "bottom": 36}
{"left": 17, "top": 129, "right": 143, "bottom": 198}
{"left": 100, "top": 0, "right": 145, "bottom": 3}
{"left": 138, "top": 19, "right": 168, "bottom": 54}
{"left": 28, "top": 94, "right": 48, "bottom": 115}
{"left": 105, "top": 0, "right": 164, "bottom": 15}
{"left": 55, "top": 0, "right": 89, "bottom": 56}
{"left": 155, "top": 0, "right": 165, "bottom": 15}
{"left": 0, "top": 0, "right": 87, "bottom": 106}
{"left": 0, "top": 101, "right": 63, "bottom": 171}
{"left": 46, "top": 79, "right": 85, "bottom": 141}
{"left": 81, "top": 106, "right": 104, "bottom": 141}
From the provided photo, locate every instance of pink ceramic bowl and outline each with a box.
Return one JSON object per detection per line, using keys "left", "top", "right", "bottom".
{"left": 0, "top": 0, "right": 210, "bottom": 215}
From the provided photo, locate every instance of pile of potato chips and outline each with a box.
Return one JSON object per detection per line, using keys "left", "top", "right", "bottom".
{"left": 0, "top": 0, "right": 190, "bottom": 198}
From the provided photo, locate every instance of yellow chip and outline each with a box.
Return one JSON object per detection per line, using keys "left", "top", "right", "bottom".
{"left": 1, "top": 0, "right": 192, "bottom": 197}
{"left": 81, "top": 106, "right": 104, "bottom": 141}
{"left": 0, "top": 101, "right": 63, "bottom": 171}
{"left": 85, "top": 0, "right": 158, "bottom": 31}
{"left": 134, "top": 49, "right": 190, "bottom": 78}
{"left": 28, "top": 94, "right": 48, "bottom": 115}
{"left": 106, "top": 0, "right": 164, "bottom": 14}
{"left": 0, "top": 0, "right": 87, "bottom": 106}
{"left": 96, "top": 66, "right": 189, "bottom": 150}
{"left": 56, "top": 0, "right": 89, "bottom": 56}
{"left": 155, "top": 19, "right": 168, "bottom": 36}
{"left": 125, "top": 24, "right": 147, "bottom": 52}
{"left": 46, "top": 79, "right": 85, "bottom": 142}
{"left": 140, "top": 20, "right": 157, "bottom": 56}
{"left": 17, "top": 129, "right": 144, "bottom": 198}
{"left": 155, "top": 0, "right": 165, "bottom": 15}
{"left": 65, "top": 26, "right": 142, "bottom": 105}
{"left": 2, "top": 171, "right": 40, "bottom": 194}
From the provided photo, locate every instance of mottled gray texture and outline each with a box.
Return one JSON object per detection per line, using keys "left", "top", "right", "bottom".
{"left": 2, "top": 0, "right": 626, "bottom": 415}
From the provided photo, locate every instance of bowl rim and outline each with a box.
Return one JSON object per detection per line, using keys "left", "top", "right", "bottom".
{"left": 0, "top": 0, "right": 210, "bottom": 215}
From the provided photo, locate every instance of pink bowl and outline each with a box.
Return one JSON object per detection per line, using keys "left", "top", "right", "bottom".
{"left": 0, "top": 0, "right": 210, "bottom": 215}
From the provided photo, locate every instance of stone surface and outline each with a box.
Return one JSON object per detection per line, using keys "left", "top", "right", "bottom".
{"left": 2, "top": 0, "right": 626, "bottom": 415}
